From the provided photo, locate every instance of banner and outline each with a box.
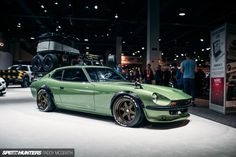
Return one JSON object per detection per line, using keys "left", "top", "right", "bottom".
{"left": 210, "top": 24, "right": 236, "bottom": 114}
{"left": 210, "top": 25, "right": 226, "bottom": 113}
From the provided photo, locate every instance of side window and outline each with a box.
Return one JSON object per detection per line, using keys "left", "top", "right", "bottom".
{"left": 86, "top": 68, "right": 98, "bottom": 81}
{"left": 52, "top": 70, "right": 63, "bottom": 80}
{"left": 63, "top": 68, "right": 88, "bottom": 82}
{"left": 18, "top": 66, "right": 28, "bottom": 71}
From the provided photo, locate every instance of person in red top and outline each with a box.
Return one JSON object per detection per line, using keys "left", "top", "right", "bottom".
{"left": 144, "top": 64, "right": 154, "bottom": 84}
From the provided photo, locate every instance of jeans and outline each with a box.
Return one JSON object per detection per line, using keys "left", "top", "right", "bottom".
{"left": 183, "top": 78, "right": 195, "bottom": 101}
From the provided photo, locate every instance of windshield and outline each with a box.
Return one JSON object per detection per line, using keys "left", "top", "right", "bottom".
{"left": 8, "top": 66, "right": 18, "bottom": 70}
{"left": 86, "top": 67, "right": 126, "bottom": 82}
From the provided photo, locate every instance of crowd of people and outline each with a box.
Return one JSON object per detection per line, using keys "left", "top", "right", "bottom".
{"left": 116, "top": 54, "right": 210, "bottom": 106}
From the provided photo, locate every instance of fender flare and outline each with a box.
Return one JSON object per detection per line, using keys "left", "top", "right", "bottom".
{"left": 110, "top": 91, "right": 145, "bottom": 111}
{"left": 38, "top": 84, "right": 52, "bottom": 94}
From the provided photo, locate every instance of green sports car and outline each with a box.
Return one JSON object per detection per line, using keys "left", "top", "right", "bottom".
{"left": 30, "top": 66, "right": 192, "bottom": 127}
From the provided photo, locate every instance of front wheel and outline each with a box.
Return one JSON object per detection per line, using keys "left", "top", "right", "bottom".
{"left": 37, "top": 89, "right": 55, "bottom": 112}
{"left": 112, "top": 95, "right": 144, "bottom": 127}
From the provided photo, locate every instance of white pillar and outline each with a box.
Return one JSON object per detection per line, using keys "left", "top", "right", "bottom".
{"left": 147, "top": 0, "right": 161, "bottom": 69}
{"left": 116, "top": 36, "right": 122, "bottom": 65}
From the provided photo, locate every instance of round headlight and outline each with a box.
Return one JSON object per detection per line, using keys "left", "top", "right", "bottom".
{"left": 152, "top": 93, "right": 159, "bottom": 103}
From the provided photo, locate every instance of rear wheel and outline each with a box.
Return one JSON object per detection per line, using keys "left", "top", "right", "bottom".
{"left": 112, "top": 95, "right": 144, "bottom": 127}
{"left": 32, "top": 54, "right": 44, "bottom": 72}
{"left": 37, "top": 89, "right": 55, "bottom": 112}
{"left": 43, "top": 54, "right": 58, "bottom": 72}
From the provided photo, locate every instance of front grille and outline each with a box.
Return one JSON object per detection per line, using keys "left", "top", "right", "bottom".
{"left": 174, "top": 99, "right": 191, "bottom": 106}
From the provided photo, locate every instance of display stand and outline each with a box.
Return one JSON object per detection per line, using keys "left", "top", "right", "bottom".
{"left": 210, "top": 23, "right": 236, "bottom": 114}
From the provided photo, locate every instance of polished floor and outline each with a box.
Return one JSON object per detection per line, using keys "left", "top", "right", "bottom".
{"left": 0, "top": 86, "right": 236, "bottom": 157}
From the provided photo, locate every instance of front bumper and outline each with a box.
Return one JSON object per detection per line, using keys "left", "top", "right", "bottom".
{"left": 144, "top": 101, "right": 191, "bottom": 123}
{"left": 0, "top": 87, "right": 6, "bottom": 94}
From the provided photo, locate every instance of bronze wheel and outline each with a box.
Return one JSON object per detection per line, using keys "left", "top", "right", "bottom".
{"left": 37, "top": 89, "right": 55, "bottom": 112}
{"left": 113, "top": 95, "right": 143, "bottom": 127}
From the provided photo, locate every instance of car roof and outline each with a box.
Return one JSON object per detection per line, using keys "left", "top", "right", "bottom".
{"left": 10, "top": 64, "right": 31, "bottom": 67}
{"left": 55, "top": 65, "right": 112, "bottom": 70}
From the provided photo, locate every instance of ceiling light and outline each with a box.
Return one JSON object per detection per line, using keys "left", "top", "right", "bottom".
{"left": 115, "top": 13, "right": 118, "bottom": 19}
{"left": 58, "top": 25, "right": 61, "bottom": 29}
{"left": 161, "top": 53, "right": 164, "bottom": 55}
{"left": 56, "top": 28, "right": 58, "bottom": 31}
{"left": 94, "top": 5, "right": 98, "bottom": 10}
{"left": 195, "top": 59, "right": 198, "bottom": 62}
{"left": 200, "top": 39, "right": 204, "bottom": 42}
{"left": 158, "top": 38, "right": 162, "bottom": 42}
{"left": 86, "top": 47, "right": 90, "bottom": 50}
{"left": 17, "top": 23, "right": 21, "bottom": 28}
{"left": 201, "top": 49, "right": 204, "bottom": 52}
{"left": 68, "top": 3, "right": 72, "bottom": 7}
{"left": 30, "top": 37, "right": 35, "bottom": 40}
{"left": 84, "top": 39, "right": 89, "bottom": 42}
{"left": 106, "top": 33, "right": 109, "bottom": 36}
{"left": 55, "top": 2, "right": 58, "bottom": 5}
{"left": 132, "top": 53, "right": 135, "bottom": 56}
{"left": 108, "top": 28, "right": 112, "bottom": 31}
{"left": 179, "top": 12, "right": 186, "bottom": 16}
{"left": 94, "top": 34, "right": 98, "bottom": 37}
{"left": 176, "top": 55, "right": 179, "bottom": 58}
{"left": 122, "top": 41, "right": 126, "bottom": 44}
{"left": 41, "top": 5, "right": 44, "bottom": 9}
{"left": 85, "top": 6, "right": 89, "bottom": 9}
{"left": 206, "top": 47, "right": 210, "bottom": 50}
{"left": 130, "top": 31, "right": 133, "bottom": 34}
{"left": 142, "top": 47, "right": 145, "bottom": 50}
{"left": 0, "top": 42, "right": 4, "bottom": 47}
{"left": 140, "top": 55, "right": 142, "bottom": 58}
{"left": 181, "top": 53, "right": 184, "bottom": 56}
{"left": 137, "top": 50, "right": 140, "bottom": 53}
{"left": 44, "top": 9, "right": 47, "bottom": 13}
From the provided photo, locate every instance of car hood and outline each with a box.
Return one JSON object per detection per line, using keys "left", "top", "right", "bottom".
{"left": 110, "top": 82, "right": 191, "bottom": 100}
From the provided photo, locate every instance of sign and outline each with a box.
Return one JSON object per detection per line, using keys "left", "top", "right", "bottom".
{"left": 121, "top": 56, "right": 141, "bottom": 65}
{"left": 210, "top": 25, "right": 226, "bottom": 113}
{"left": 210, "top": 24, "right": 236, "bottom": 114}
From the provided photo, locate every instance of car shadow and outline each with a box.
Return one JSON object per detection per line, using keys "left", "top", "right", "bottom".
{"left": 7, "top": 86, "right": 27, "bottom": 89}
{"left": 55, "top": 108, "right": 190, "bottom": 129}
{"left": 55, "top": 108, "right": 114, "bottom": 123}
{"left": 142, "top": 119, "right": 190, "bottom": 130}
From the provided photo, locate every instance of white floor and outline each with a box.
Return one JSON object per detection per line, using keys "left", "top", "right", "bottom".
{"left": 0, "top": 86, "right": 236, "bottom": 157}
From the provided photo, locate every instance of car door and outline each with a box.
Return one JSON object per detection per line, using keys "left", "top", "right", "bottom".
{"left": 59, "top": 68, "right": 95, "bottom": 111}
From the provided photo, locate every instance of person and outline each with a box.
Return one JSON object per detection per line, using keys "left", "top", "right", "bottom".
{"left": 195, "top": 67, "right": 205, "bottom": 97}
{"left": 134, "top": 68, "right": 143, "bottom": 82}
{"left": 115, "top": 63, "right": 122, "bottom": 74}
{"left": 163, "top": 67, "right": 171, "bottom": 86}
{"left": 176, "top": 67, "right": 183, "bottom": 90}
{"left": 144, "top": 64, "right": 153, "bottom": 84}
{"left": 155, "top": 65, "right": 163, "bottom": 85}
{"left": 171, "top": 65, "right": 178, "bottom": 88}
{"left": 180, "top": 54, "right": 197, "bottom": 106}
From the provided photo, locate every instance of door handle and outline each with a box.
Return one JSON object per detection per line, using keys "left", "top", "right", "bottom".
{"left": 60, "top": 86, "right": 64, "bottom": 89}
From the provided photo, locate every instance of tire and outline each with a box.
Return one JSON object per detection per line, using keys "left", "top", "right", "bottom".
{"left": 37, "top": 89, "right": 56, "bottom": 112}
{"left": 112, "top": 95, "right": 144, "bottom": 127}
{"left": 21, "top": 76, "right": 29, "bottom": 88}
{"left": 32, "top": 54, "right": 44, "bottom": 72}
{"left": 43, "top": 54, "right": 58, "bottom": 72}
